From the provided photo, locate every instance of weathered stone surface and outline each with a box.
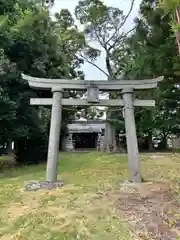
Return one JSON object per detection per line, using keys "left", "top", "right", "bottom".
{"left": 117, "top": 182, "right": 180, "bottom": 240}
{"left": 21, "top": 73, "right": 163, "bottom": 90}
{"left": 46, "top": 90, "right": 63, "bottom": 181}
{"left": 122, "top": 89, "right": 141, "bottom": 183}
{"left": 22, "top": 73, "right": 164, "bottom": 192}
{"left": 24, "top": 180, "right": 64, "bottom": 191}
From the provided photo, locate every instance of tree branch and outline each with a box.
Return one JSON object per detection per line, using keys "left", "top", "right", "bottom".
{"left": 105, "top": 53, "right": 113, "bottom": 77}
{"left": 76, "top": 53, "right": 109, "bottom": 77}
{"left": 145, "top": 36, "right": 159, "bottom": 48}
{"left": 106, "top": 0, "right": 135, "bottom": 47}
{"left": 92, "top": 26, "right": 107, "bottom": 50}
{"left": 108, "top": 25, "right": 137, "bottom": 51}
{"left": 105, "top": 27, "right": 137, "bottom": 78}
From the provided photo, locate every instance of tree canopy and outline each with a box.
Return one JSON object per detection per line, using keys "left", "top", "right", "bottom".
{"left": 158, "top": 0, "right": 180, "bottom": 54}
{"left": 74, "top": 0, "right": 180, "bottom": 150}
{"left": 0, "top": 0, "right": 180, "bottom": 160}
{"left": 0, "top": 0, "right": 85, "bottom": 163}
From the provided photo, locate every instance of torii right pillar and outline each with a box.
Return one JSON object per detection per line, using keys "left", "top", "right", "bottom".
{"left": 122, "top": 88, "right": 141, "bottom": 183}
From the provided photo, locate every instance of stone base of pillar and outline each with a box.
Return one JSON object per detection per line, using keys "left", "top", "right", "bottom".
{"left": 24, "top": 180, "right": 64, "bottom": 191}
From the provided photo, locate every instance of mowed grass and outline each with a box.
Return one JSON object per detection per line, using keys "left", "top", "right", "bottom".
{"left": 0, "top": 152, "right": 179, "bottom": 240}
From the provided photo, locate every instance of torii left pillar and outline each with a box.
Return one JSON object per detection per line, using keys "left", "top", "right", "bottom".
{"left": 46, "top": 87, "right": 63, "bottom": 181}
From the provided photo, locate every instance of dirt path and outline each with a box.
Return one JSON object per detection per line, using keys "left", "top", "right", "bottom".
{"left": 117, "top": 182, "right": 180, "bottom": 240}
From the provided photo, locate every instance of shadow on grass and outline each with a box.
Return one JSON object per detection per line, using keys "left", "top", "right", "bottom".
{"left": 0, "top": 154, "right": 46, "bottom": 180}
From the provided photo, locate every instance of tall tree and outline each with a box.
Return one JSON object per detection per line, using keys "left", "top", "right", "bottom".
{"left": 74, "top": 0, "right": 136, "bottom": 147}
{"left": 0, "top": 0, "right": 85, "bottom": 163}
{"left": 75, "top": 0, "right": 135, "bottom": 79}
{"left": 159, "top": 0, "right": 180, "bottom": 54}
{"left": 117, "top": 0, "right": 180, "bottom": 149}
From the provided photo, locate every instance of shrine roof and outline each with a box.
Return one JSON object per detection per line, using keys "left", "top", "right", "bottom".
{"left": 67, "top": 121, "right": 105, "bottom": 133}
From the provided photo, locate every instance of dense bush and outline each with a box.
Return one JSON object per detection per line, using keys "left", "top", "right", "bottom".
{"left": 15, "top": 132, "right": 48, "bottom": 165}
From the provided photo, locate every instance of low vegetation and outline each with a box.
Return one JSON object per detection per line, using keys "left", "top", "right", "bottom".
{"left": 0, "top": 152, "right": 179, "bottom": 240}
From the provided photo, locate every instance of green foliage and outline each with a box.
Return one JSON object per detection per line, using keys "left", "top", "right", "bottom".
{"left": 104, "top": 0, "right": 180, "bottom": 149}
{"left": 75, "top": 0, "right": 135, "bottom": 122}
{"left": 158, "top": 0, "right": 180, "bottom": 11}
{"left": 158, "top": 0, "right": 180, "bottom": 45}
{"left": 0, "top": 0, "right": 85, "bottom": 164}
{"left": 124, "top": 0, "right": 180, "bottom": 146}
{"left": 1, "top": 0, "right": 179, "bottom": 158}
{"left": 76, "top": 106, "right": 104, "bottom": 120}
{"left": 172, "top": 148, "right": 180, "bottom": 152}
{"left": 75, "top": 0, "right": 134, "bottom": 78}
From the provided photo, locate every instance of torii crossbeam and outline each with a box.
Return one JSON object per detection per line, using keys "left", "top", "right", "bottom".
{"left": 22, "top": 73, "right": 163, "bottom": 186}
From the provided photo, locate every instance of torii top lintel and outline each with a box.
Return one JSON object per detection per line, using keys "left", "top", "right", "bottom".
{"left": 21, "top": 74, "right": 164, "bottom": 91}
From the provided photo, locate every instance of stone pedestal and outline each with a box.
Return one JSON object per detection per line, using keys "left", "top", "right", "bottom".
{"left": 122, "top": 88, "right": 141, "bottom": 183}
{"left": 97, "top": 133, "right": 105, "bottom": 151}
{"left": 105, "top": 120, "right": 116, "bottom": 152}
{"left": 105, "top": 121, "right": 111, "bottom": 151}
{"left": 112, "top": 125, "right": 117, "bottom": 152}
{"left": 65, "top": 133, "right": 74, "bottom": 151}
{"left": 25, "top": 180, "right": 64, "bottom": 191}
{"left": 46, "top": 87, "right": 63, "bottom": 182}
{"left": 172, "top": 136, "right": 180, "bottom": 149}
{"left": 97, "top": 133, "right": 101, "bottom": 151}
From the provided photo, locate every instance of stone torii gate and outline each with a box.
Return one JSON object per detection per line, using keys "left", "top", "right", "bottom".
{"left": 22, "top": 74, "right": 163, "bottom": 188}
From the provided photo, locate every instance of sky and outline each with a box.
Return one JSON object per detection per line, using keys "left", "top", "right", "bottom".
{"left": 51, "top": 0, "right": 142, "bottom": 80}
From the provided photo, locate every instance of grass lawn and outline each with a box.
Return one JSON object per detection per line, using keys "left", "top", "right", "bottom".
{"left": 0, "top": 152, "right": 180, "bottom": 240}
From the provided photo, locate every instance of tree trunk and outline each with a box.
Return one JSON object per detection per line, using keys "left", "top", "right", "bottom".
{"left": 148, "top": 132, "right": 154, "bottom": 152}
{"left": 176, "top": 7, "right": 180, "bottom": 55}
{"left": 162, "top": 134, "right": 168, "bottom": 150}
{"left": 6, "top": 139, "right": 12, "bottom": 154}
{"left": 105, "top": 56, "right": 113, "bottom": 152}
